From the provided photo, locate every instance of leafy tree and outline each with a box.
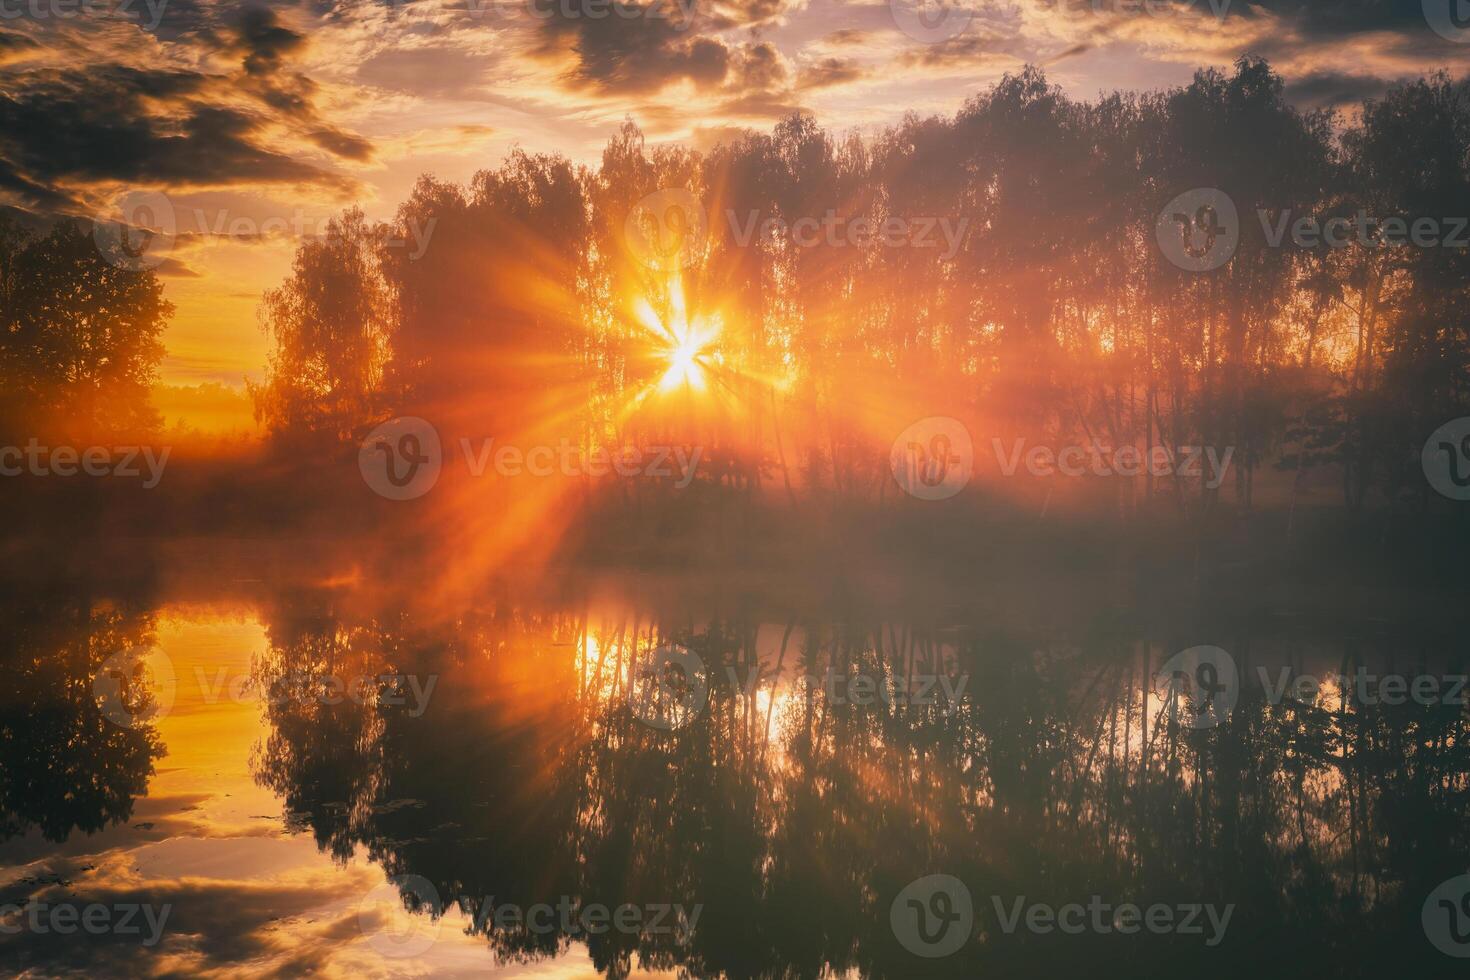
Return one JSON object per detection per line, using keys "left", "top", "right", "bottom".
{"left": 0, "top": 218, "right": 169, "bottom": 440}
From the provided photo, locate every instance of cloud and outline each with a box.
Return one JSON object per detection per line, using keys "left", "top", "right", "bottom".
{"left": 356, "top": 45, "right": 498, "bottom": 99}
{"left": 230, "top": 6, "right": 308, "bottom": 78}
{"left": 533, "top": 4, "right": 733, "bottom": 94}
{"left": 0, "top": 29, "right": 39, "bottom": 64}
{"left": 307, "top": 129, "right": 376, "bottom": 161}
{"left": 797, "top": 56, "right": 865, "bottom": 90}
{"left": 0, "top": 849, "right": 383, "bottom": 977}
{"left": 0, "top": 7, "right": 378, "bottom": 225}
{"left": 822, "top": 28, "right": 872, "bottom": 45}
{"left": 1284, "top": 70, "right": 1393, "bottom": 111}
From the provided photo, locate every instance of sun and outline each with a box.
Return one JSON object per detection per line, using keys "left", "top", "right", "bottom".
{"left": 634, "top": 279, "right": 719, "bottom": 393}
{"left": 660, "top": 332, "right": 709, "bottom": 391}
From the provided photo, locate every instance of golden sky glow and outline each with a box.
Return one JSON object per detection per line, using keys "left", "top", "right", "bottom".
{"left": 3, "top": 0, "right": 1467, "bottom": 413}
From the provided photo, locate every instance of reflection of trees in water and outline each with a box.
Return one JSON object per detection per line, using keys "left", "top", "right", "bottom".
{"left": 251, "top": 600, "right": 1470, "bottom": 977}
{"left": 0, "top": 593, "right": 163, "bottom": 843}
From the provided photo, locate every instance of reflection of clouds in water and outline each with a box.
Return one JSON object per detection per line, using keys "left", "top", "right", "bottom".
{"left": 0, "top": 843, "right": 518, "bottom": 977}
{"left": 8, "top": 589, "right": 1470, "bottom": 976}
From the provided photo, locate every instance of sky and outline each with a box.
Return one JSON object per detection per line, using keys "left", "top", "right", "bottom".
{"left": 3, "top": 0, "right": 1469, "bottom": 415}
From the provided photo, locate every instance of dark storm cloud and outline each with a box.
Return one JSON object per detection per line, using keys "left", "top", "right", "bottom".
{"left": 535, "top": 4, "right": 732, "bottom": 94}
{"left": 232, "top": 6, "right": 307, "bottom": 77}
{"left": 1240, "top": 0, "right": 1429, "bottom": 40}
{"left": 308, "top": 127, "right": 375, "bottom": 160}
{"left": 0, "top": 4, "right": 375, "bottom": 223}
{"left": 1284, "top": 70, "right": 1393, "bottom": 110}
{"left": 0, "top": 858, "right": 369, "bottom": 976}
{"left": 0, "top": 66, "right": 358, "bottom": 208}
{"left": 733, "top": 41, "right": 787, "bottom": 91}
{"left": 0, "top": 29, "right": 39, "bottom": 54}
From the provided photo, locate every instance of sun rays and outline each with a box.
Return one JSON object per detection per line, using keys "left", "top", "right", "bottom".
{"left": 632, "top": 279, "right": 722, "bottom": 394}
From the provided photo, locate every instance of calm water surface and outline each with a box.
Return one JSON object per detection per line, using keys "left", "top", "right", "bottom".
{"left": 3, "top": 558, "right": 1470, "bottom": 978}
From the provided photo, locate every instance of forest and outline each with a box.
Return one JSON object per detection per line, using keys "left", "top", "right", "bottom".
{"left": 3, "top": 58, "right": 1469, "bottom": 553}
